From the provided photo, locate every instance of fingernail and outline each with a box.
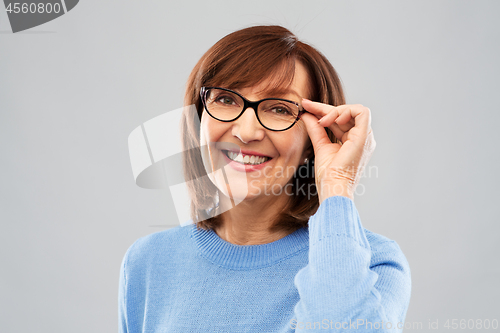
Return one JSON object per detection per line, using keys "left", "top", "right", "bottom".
{"left": 302, "top": 98, "right": 311, "bottom": 102}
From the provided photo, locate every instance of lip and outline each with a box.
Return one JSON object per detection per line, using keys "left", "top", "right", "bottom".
{"left": 221, "top": 149, "right": 272, "bottom": 172}
{"left": 223, "top": 149, "right": 271, "bottom": 158}
{"left": 214, "top": 142, "right": 273, "bottom": 158}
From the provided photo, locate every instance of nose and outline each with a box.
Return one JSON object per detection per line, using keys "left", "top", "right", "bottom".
{"left": 231, "top": 107, "right": 265, "bottom": 144}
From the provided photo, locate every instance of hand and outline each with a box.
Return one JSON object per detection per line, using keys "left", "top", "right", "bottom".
{"left": 300, "top": 99, "right": 376, "bottom": 203}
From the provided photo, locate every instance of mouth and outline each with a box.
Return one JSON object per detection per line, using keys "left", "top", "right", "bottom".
{"left": 221, "top": 150, "right": 272, "bottom": 166}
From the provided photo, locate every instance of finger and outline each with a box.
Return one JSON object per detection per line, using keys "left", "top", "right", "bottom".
{"left": 325, "top": 104, "right": 371, "bottom": 139}
{"left": 316, "top": 117, "right": 345, "bottom": 142}
{"left": 341, "top": 105, "right": 371, "bottom": 134}
{"left": 334, "top": 107, "right": 356, "bottom": 132}
{"left": 301, "top": 98, "right": 340, "bottom": 119}
{"left": 315, "top": 105, "right": 355, "bottom": 137}
{"left": 318, "top": 107, "right": 354, "bottom": 135}
{"left": 302, "top": 101, "right": 371, "bottom": 144}
{"left": 301, "top": 112, "right": 340, "bottom": 152}
{"left": 329, "top": 122, "right": 345, "bottom": 142}
{"left": 317, "top": 106, "right": 340, "bottom": 126}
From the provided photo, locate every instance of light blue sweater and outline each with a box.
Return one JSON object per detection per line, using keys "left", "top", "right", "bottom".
{"left": 119, "top": 196, "right": 411, "bottom": 332}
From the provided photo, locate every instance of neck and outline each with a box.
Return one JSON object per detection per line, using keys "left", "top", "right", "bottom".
{"left": 214, "top": 192, "right": 293, "bottom": 245}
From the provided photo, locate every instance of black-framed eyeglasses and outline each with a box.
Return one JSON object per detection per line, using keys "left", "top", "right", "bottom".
{"left": 200, "top": 87, "right": 306, "bottom": 131}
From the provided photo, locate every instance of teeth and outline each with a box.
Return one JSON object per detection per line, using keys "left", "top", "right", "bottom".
{"left": 226, "top": 151, "right": 269, "bottom": 165}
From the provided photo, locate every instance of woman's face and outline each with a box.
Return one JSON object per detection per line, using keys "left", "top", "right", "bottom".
{"left": 199, "top": 61, "right": 312, "bottom": 205}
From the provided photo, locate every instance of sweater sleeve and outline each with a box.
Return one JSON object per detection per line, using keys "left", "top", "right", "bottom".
{"left": 118, "top": 249, "right": 129, "bottom": 333}
{"left": 292, "top": 196, "right": 411, "bottom": 332}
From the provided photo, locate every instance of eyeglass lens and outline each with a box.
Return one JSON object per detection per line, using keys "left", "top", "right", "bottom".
{"left": 204, "top": 88, "right": 300, "bottom": 131}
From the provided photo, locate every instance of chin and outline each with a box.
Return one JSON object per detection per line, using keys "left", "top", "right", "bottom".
{"left": 214, "top": 177, "right": 271, "bottom": 204}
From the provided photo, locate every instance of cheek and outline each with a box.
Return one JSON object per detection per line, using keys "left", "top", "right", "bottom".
{"left": 200, "top": 116, "right": 221, "bottom": 144}
{"left": 278, "top": 128, "right": 309, "bottom": 158}
{"left": 295, "top": 121, "right": 309, "bottom": 143}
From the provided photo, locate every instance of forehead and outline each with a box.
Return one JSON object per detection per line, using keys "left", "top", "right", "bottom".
{"left": 206, "top": 57, "right": 311, "bottom": 99}
{"left": 235, "top": 61, "right": 311, "bottom": 100}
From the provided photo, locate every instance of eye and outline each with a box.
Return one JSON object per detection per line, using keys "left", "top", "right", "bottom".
{"left": 216, "top": 95, "right": 237, "bottom": 106}
{"left": 270, "top": 105, "right": 292, "bottom": 115}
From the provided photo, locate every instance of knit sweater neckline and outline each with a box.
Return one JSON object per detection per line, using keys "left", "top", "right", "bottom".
{"left": 190, "top": 224, "right": 309, "bottom": 270}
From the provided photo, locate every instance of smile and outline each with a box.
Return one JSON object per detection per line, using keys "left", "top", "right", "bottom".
{"left": 222, "top": 150, "right": 271, "bottom": 165}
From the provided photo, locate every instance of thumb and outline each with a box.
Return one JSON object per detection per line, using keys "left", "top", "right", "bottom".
{"left": 301, "top": 112, "right": 338, "bottom": 153}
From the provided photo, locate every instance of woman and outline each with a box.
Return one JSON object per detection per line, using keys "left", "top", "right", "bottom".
{"left": 119, "top": 25, "right": 411, "bottom": 332}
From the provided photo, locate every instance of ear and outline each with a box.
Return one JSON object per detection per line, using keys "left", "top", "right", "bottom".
{"left": 300, "top": 143, "right": 314, "bottom": 164}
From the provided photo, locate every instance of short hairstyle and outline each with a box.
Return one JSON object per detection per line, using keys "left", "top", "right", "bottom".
{"left": 181, "top": 25, "right": 345, "bottom": 233}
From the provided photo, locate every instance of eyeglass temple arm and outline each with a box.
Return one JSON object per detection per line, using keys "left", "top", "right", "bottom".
{"left": 297, "top": 109, "right": 309, "bottom": 120}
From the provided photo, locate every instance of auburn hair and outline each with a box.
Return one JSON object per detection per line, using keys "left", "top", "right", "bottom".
{"left": 180, "top": 25, "right": 345, "bottom": 233}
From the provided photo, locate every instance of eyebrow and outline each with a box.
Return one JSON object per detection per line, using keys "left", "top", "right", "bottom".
{"left": 234, "top": 88, "right": 302, "bottom": 101}
{"left": 274, "top": 88, "right": 301, "bottom": 99}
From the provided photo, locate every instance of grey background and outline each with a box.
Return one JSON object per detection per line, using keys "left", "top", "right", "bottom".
{"left": 1, "top": 0, "right": 499, "bottom": 332}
